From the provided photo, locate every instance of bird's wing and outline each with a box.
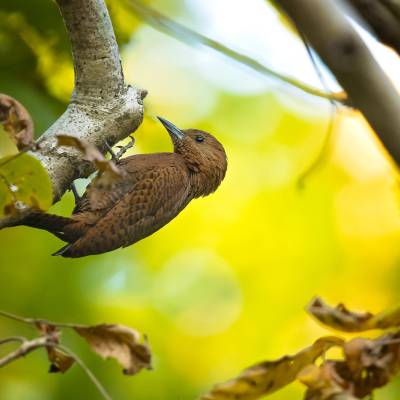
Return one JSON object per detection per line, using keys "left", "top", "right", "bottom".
{"left": 59, "top": 163, "right": 191, "bottom": 257}
{"left": 73, "top": 155, "right": 171, "bottom": 214}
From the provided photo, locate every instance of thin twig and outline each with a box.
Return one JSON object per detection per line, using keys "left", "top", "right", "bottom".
{"left": 0, "top": 310, "right": 84, "bottom": 329}
{"left": 56, "top": 344, "right": 113, "bottom": 400}
{"left": 0, "top": 333, "right": 112, "bottom": 400}
{"left": 126, "top": 0, "right": 349, "bottom": 104}
{"left": 277, "top": 0, "right": 400, "bottom": 169}
{"left": 0, "top": 336, "right": 27, "bottom": 346}
{"left": 0, "top": 336, "right": 50, "bottom": 368}
{"left": 0, "top": 310, "right": 35, "bottom": 325}
{"left": 296, "top": 32, "right": 338, "bottom": 188}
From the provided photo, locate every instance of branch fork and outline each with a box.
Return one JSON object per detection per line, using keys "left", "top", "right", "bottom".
{"left": 0, "top": 0, "right": 145, "bottom": 228}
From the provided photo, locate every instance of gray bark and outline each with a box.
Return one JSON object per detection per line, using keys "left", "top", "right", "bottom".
{"left": 0, "top": 0, "right": 146, "bottom": 228}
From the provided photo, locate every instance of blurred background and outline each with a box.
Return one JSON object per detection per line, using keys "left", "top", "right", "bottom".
{"left": 1, "top": 0, "right": 400, "bottom": 399}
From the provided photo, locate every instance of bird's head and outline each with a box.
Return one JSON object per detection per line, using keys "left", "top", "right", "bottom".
{"left": 158, "top": 116, "right": 227, "bottom": 197}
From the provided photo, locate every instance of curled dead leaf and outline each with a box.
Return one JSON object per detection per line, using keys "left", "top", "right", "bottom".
{"left": 0, "top": 94, "right": 34, "bottom": 150}
{"left": 199, "top": 336, "right": 343, "bottom": 400}
{"left": 34, "top": 321, "right": 74, "bottom": 373}
{"left": 56, "top": 135, "right": 124, "bottom": 209}
{"left": 308, "top": 297, "right": 400, "bottom": 332}
{"left": 47, "top": 347, "right": 75, "bottom": 373}
{"left": 56, "top": 135, "right": 121, "bottom": 176}
{"left": 299, "top": 362, "right": 353, "bottom": 400}
{"left": 74, "top": 324, "right": 152, "bottom": 375}
{"left": 337, "top": 332, "right": 400, "bottom": 398}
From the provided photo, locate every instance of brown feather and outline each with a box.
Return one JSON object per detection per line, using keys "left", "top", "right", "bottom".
{"left": 22, "top": 123, "right": 227, "bottom": 258}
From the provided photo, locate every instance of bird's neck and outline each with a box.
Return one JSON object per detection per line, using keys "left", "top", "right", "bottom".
{"left": 186, "top": 160, "right": 225, "bottom": 198}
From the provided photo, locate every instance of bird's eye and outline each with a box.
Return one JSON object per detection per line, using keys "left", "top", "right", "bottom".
{"left": 195, "top": 135, "right": 204, "bottom": 143}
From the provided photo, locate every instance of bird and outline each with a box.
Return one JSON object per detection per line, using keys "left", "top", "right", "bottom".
{"left": 20, "top": 117, "right": 227, "bottom": 258}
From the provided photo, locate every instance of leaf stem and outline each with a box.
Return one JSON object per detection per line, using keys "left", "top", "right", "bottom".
{"left": 0, "top": 310, "right": 85, "bottom": 329}
{"left": 56, "top": 344, "right": 113, "bottom": 400}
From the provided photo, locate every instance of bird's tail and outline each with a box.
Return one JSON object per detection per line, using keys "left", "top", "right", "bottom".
{"left": 18, "top": 212, "right": 72, "bottom": 240}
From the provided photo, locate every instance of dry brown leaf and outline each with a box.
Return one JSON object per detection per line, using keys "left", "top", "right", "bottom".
{"left": 300, "top": 362, "right": 354, "bottom": 400}
{"left": 335, "top": 332, "right": 400, "bottom": 398}
{"left": 300, "top": 331, "right": 400, "bottom": 399}
{"left": 34, "top": 321, "right": 74, "bottom": 373}
{"left": 74, "top": 324, "right": 152, "bottom": 375}
{"left": 308, "top": 297, "right": 400, "bottom": 332}
{"left": 56, "top": 134, "right": 121, "bottom": 176}
{"left": 57, "top": 135, "right": 124, "bottom": 209}
{"left": 47, "top": 347, "right": 75, "bottom": 373}
{"left": 57, "top": 134, "right": 125, "bottom": 209}
{"left": 0, "top": 93, "right": 34, "bottom": 149}
{"left": 198, "top": 336, "right": 344, "bottom": 400}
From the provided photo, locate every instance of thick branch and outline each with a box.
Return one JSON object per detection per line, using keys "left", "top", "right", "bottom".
{"left": 380, "top": 0, "right": 400, "bottom": 20}
{"left": 56, "top": 0, "right": 124, "bottom": 102}
{"left": 0, "top": 0, "right": 146, "bottom": 229}
{"left": 277, "top": 0, "right": 400, "bottom": 168}
{"left": 348, "top": 0, "right": 400, "bottom": 55}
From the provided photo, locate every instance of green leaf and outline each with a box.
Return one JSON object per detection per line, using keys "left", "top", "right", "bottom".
{"left": 0, "top": 153, "right": 52, "bottom": 216}
{"left": 0, "top": 124, "right": 18, "bottom": 158}
{"left": 0, "top": 177, "right": 13, "bottom": 215}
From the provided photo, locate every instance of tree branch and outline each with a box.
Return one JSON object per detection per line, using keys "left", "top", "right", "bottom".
{"left": 0, "top": 336, "right": 26, "bottom": 346}
{"left": 276, "top": 0, "right": 400, "bottom": 168}
{"left": 0, "top": 336, "right": 112, "bottom": 400}
{"left": 0, "top": 336, "right": 50, "bottom": 368}
{"left": 56, "top": 344, "right": 113, "bottom": 400}
{"left": 0, "top": 0, "right": 146, "bottom": 229}
{"left": 56, "top": 0, "right": 125, "bottom": 102}
{"left": 380, "top": 0, "right": 400, "bottom": 20}
{"left": 347, "top": 0, "right": 400, "bottom": 55}
{"left": 0, "top": 309, "right": 86, "bottom": 329}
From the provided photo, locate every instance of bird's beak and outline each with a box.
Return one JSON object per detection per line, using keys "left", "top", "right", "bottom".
{"left": 157, "top": 116, "right": 185, "bottom": 140}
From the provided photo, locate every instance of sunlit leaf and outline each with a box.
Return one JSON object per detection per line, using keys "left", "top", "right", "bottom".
{"left": 199, "top": 336, "right": 344, "bottom": 400}
{"left": 0, "top": 177, "right": 13, "bottom": 215}
{"left": 0, "top": 153, "right": 52, "bottom": 216}
{"left": 74, "top": 324, "right": 152, "bottom": 375}
{"left": 0, "top": 124, "right": 18, "bottom": 158}
{"left": 308, "top": 297, "right": 400, "bottom": 332}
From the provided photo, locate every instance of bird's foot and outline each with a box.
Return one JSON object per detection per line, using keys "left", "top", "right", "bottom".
{"left": 104, "top": 136, "right": 135, "bottom": 163}
{"left": 70, "top": 182, "right": 81, "bottom": 205}
{"left": 115, "top": 135, "right": 135, "bottom": 161}
{"left": 104, "top": 140, "right": 118, "bottom": 162}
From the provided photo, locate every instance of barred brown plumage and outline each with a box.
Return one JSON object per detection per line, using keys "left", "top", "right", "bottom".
{"left": 21, "top": 117, "right": 227, "bottom": 258}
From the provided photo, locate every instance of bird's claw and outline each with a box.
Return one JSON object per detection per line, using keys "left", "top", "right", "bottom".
{"left": 70, "top": 182, "right": 81, "bottom": 205}
{"left": 104, "top": 140, "right": 118, "bottom": 161}
{"left": 115, "top": 135, "right": 135, "bottom": 161}
{"left": 104, "top": 136, "right": 135, "bottom": 163}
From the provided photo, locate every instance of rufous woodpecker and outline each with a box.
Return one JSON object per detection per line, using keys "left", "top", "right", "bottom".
{"left": 21, "top": 117, "right": 227, "bottom": 258}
